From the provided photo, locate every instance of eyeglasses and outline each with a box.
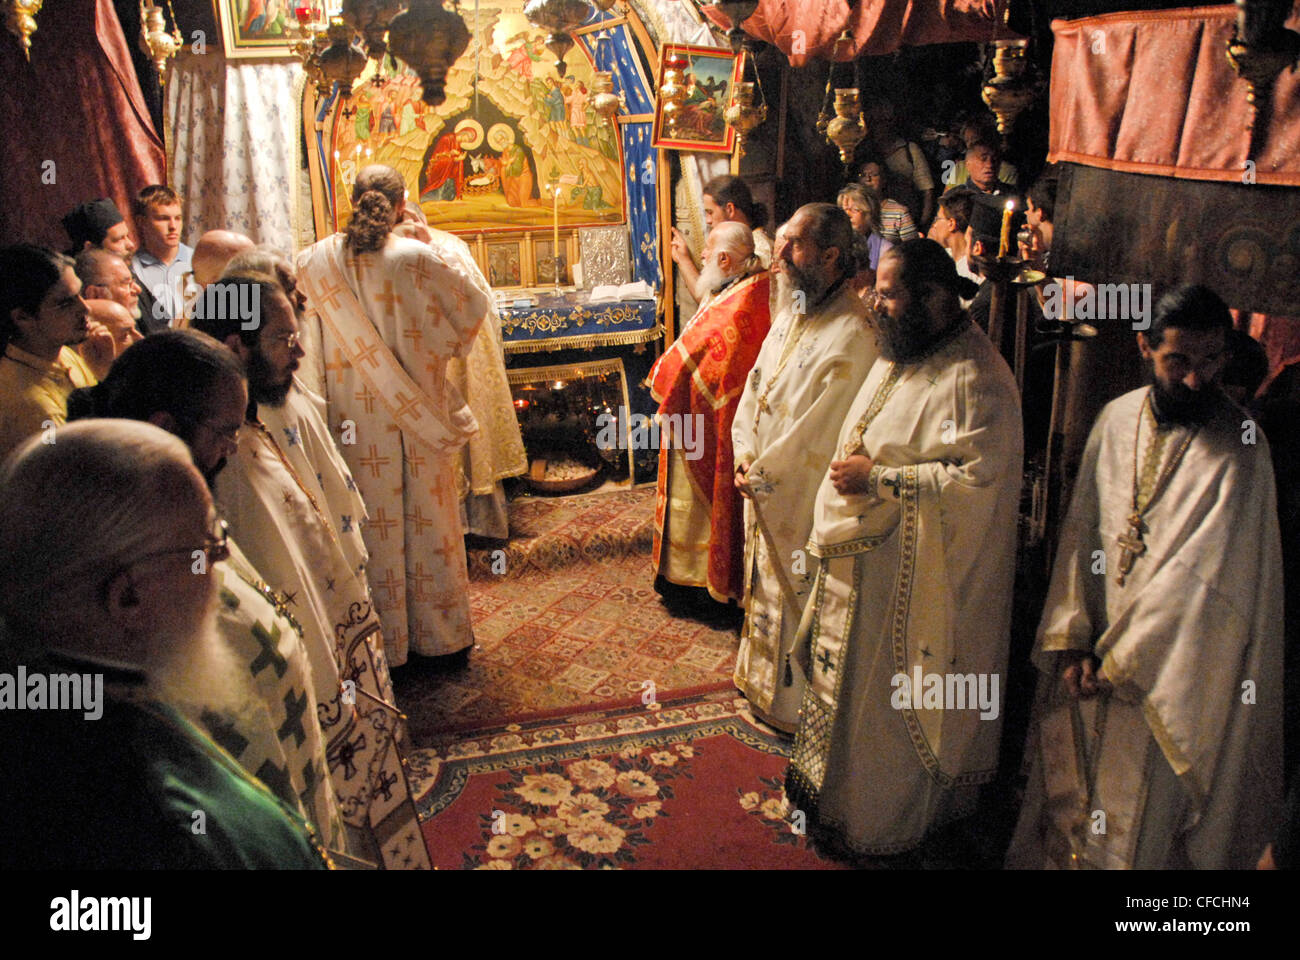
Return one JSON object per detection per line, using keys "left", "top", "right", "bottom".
{"left": 264, "top": 331, "right": 300, "bottom": 349}
{"left": 127, "top": 517, "right": 231, "bottom": 571}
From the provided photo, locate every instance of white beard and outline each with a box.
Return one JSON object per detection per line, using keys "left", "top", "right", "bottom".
{"left": 147, "top": 585, "right": 262, "bottom": 730}
{"left": 697, "top": 259, "right": 730, "bottom": 299}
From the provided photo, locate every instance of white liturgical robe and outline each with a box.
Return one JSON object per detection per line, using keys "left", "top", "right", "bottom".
{"left": 731, "top": 281, "right": 878, "bottom": 730}
{"left": 1007, "top": 387, "right": 1284, "bottom": 869}
{"left": 422, "top": 227, "right": 527, "bottom": 537}
{"left": 217, "top": 411, "right": 430, "bottom": 869}
{"left": 786, "top": 321, "right": 1023, "bottom": 855}
{"left": 296, "top": 233, "right": 488, "bottom": 665}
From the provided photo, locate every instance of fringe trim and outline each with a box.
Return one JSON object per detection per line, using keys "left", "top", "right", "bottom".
{"left": 503, "top": 325, "right": 663, "bottom": 354}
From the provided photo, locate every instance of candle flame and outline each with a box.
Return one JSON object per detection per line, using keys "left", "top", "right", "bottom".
{"left": 1004, "top": 200, "right": 1015, "bottom": 211}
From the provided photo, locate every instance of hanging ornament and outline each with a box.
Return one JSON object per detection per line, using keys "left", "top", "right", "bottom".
{"left": 318, "top": 16, "right": 369, "bottom": 97}
{"left": 5, "top": 0, "right": 41, "bottom": 61}
{"left": 138, "top": 0, "right": 183, "bottom": 83}
{"left": 387, "top": 0, "right": 471, "bottom": 106}
{"left": 523, "top": 0, "right": 594, "bottom": 79}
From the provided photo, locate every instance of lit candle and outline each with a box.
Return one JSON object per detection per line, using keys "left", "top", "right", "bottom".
{"left": 998, "top": 199, "right": 1015, "bottom": 260}
{"left": 552, "top": 185, "right": 560, "bottom": 285}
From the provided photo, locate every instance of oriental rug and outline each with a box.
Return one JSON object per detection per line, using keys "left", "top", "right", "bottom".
{"left": 410, "top": 688, "right": 849, "bottom": 870}
{"left": 394, "top": 487, "right": 741, "bottom": 747}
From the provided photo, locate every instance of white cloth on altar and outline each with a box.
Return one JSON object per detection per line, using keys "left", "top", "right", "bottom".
{"left": 1007, "top": 387, "right": 1285, "bottom": 869}
{"left": 295, "top": 233, "right": 487, "bottom": 664}
{"left": 787, "top": 322, "right": 1022, "bottom": 854}
{"left": 730, "top": 283, "right": 879, "bottom": 729}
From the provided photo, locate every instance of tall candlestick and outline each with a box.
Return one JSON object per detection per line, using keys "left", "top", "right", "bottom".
{"left": 552, "top": 185, "right": 560, "bottom": 287}
{"left": 998, "top": 199, "right": 1015, "bottom": 259}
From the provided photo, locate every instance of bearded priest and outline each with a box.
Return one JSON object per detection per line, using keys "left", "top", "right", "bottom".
{"left": 1007, "top": 284, "right": 1283, "bottom": 869}
{"left": 650, "top": 221, "right": 770, "bottom": 608}
{"left": 785, "top": 240, "right": 1021, "bottom": 857}
{"left": 731, "top": 204, "right": 879, "bottom": 732}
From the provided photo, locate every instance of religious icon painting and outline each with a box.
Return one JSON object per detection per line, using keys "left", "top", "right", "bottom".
{"left": 486, "top": 240, "right": 524, "bottom": 289}
{"left": 534, "top": 238, "right": 568, "bottom": 286}
{"left": 651, "top": 43, "right": 741, "bottom": 154}
{"left": 214, "top": 0, "right": 317, "bottom": 58}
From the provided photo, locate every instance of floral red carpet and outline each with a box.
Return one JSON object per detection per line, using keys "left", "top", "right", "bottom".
{"left": 408, "top": 689, "right": 848, "bottom": 869}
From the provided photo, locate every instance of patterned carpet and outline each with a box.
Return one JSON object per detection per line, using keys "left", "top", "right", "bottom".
{"left": 409, "top": 689, "right": 849, "bottom": 870}
{"left": 393, "top": 487, "right": 741, "bottom": 747}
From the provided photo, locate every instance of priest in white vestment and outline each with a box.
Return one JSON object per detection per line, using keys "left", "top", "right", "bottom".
{"left": 732, "top": 204, "right": 880, "bottom": 732}
{"left": 194, "top": 275, "right": 431, "bottom": 869}
{"left": 393, "top": 208, "right": 527, "bottom": 538}
{"left": 63, "top": 327, "right": 349, "bottom": 855}
{"left": 785, "top": 241, "right": 1021, "bottom": 856}
{"left": 1008, "top": 285, "right": 1284, "bottom": 870}
{"left": 296, "top": 166, "right": 487, "bottom": 666}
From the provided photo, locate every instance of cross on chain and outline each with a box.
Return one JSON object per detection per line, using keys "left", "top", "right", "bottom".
{"left": 1116, "top": 514, "right": 1147, "bottom": 586}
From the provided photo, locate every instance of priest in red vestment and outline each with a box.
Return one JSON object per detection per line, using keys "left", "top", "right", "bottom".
{"left": 650, "top": 221, "right": 771, "bottom": 605}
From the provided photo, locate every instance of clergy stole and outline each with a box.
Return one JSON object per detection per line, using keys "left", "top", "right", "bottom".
{"left": 206, "top": 541, "right": 348, "bottom": 855}
{"left": 217, "top": 421, "right": 431, "bottom": 869}
{"left": 1029, "top": 387, "right": 1285, "bottom": 869}
{"left": 650, "top": 271, "right": 771, "bottom": 602}
{"left": 786, "top": 326, "right": 1022, "bottom": 852}
{"left": 729, "top": 284, "right": 879, "bottom": 726}
{"left": 296, "top": 233, "right": 487, "bottom": 664}
{"left": 424, "top": 228, "right": 528, "bottom": 500}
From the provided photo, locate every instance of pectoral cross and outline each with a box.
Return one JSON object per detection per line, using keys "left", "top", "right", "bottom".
{"left": 1116, "top": 514, "right": 1146, "bottom": 586}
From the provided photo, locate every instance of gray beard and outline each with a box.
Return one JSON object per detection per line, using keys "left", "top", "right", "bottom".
{"left": 783, "top": 261, "right": 831, "bottom": 310}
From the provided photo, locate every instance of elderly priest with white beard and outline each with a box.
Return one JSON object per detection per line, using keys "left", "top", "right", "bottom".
{"left": 650, "top": 220, "right": 770, "bottom": 609}
{"left": 786, "top": 240, "right": 1022, "bottom": 857}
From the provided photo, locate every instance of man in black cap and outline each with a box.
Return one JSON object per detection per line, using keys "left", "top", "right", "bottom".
{"left": 60, "top": 198, "right": 136, "bottom": 259}
{"left": 785, "top": 239, "right": 1023, "bottom": 861}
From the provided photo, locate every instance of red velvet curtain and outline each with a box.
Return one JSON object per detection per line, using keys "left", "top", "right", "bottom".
{"left": 0, "top": 0, "right": 165, "bottom": 250}
{"left": 702, "top": 0, "right": 1007, "bottom": 65}
{"left": 1048, "top": 5, "right": 1300, "bottom": 185}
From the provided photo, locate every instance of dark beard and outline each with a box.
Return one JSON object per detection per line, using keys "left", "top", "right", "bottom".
{"left": 783, "top": 260, "right": 831, "bottom": 308}
{"left": 203, "top": 459, "right": 227, "bottom": 491}
{"left": 1149, "top": 377, "right": 1219, "bottom": 426}
{"left": 878, "top": 304, "right": 941, "bottom": 362}
{"left": 247, "top": 348, "right": 293, "bottom": 407}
